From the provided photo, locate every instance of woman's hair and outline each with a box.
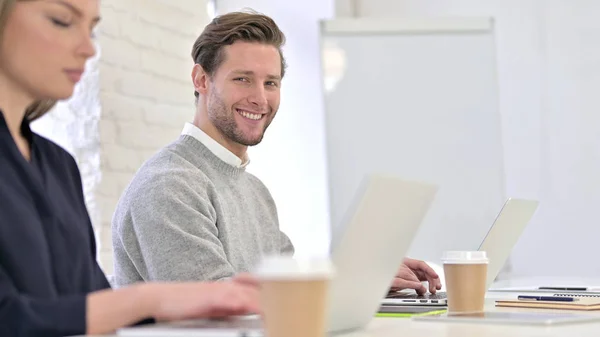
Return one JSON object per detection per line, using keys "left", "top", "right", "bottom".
{"left": 0, "top": 0, "right": 56, "bottom": 121}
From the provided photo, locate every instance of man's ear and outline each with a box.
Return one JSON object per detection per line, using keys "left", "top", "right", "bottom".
{"left": 192, "top": 64, "right": 209, "bottom": 95}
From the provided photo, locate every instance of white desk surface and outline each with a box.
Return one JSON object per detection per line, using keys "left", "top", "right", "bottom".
{"left": 80, "top": 291, "right": 600, "bottom": 337}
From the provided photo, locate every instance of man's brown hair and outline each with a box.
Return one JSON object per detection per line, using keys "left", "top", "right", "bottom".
{"left": 191, "top": 10, "right": 287, "bottom": 99}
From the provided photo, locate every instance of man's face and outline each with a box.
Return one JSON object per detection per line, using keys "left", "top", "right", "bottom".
{"left": 205, "top": 41, "right": 282, "bottom": 146}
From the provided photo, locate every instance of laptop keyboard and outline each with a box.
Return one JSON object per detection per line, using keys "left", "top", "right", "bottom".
{"left": 386, "top": 291, "right": 447, "bottom": 300}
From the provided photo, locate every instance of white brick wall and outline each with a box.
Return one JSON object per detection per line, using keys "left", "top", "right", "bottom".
{"left": 97, "top": 0, "right": 210, "bottom": 274}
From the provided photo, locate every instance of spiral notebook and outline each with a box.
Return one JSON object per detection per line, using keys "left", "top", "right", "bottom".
{"left": 496, "top": 294, "right": 600, "bottom": 311}
{"left": 553, "top": 293, "right": 600, "bottom": 298}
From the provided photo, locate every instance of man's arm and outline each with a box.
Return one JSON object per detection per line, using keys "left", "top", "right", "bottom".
{"left": 279, "top": 231, "right": 295, "bottom": 255}
{"left": 114, "top": 172, "right": 235, "bottom": 282}
{"left": 392, "top": 258, "right": 442, "bottom": 295}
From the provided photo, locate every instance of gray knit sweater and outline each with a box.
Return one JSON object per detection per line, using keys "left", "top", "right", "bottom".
{"left": 111, "top": 135, "right": 294, "bottom": 286}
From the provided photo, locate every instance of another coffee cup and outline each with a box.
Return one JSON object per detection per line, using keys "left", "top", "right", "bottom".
{"left": 254, "top": 255, "right": 335, "bottom": 337}
{"left": 442, "top": 251, "right": 489, "bottom": 314}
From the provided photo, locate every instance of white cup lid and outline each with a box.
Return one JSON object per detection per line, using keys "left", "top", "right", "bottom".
{"left": 442, "top": 251, "right": 489, "bottom": 264}
{"left": 254, "top": 255, "right": 335, "bottom": 280}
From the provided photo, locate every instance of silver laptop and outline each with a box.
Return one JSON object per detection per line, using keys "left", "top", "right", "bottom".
{"left": 116, "top": 174, "right": 439, "bottom": 336}
{"left": 382, "top": 197, "right": 539, "bottom": 306}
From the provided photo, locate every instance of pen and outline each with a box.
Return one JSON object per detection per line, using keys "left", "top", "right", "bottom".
{"left": 538, "top": 287, "right": 588, "bottom": 291}
{"left": 518, "top": 295, "right": 575, "bottom": 302}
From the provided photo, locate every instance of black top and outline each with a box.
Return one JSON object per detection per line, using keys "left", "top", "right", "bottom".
{"left": 0, "top": 111, "right": 110, "bottom": 336}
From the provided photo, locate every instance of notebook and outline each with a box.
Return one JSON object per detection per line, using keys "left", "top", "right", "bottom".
{"left": 553, "top": 293, "right": 600, "bottom": 298}
{"left": 496, "top": 294, "right": 600, "bottom": 311}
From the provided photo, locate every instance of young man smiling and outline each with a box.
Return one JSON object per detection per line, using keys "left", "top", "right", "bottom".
{"left": 111, "top": 10, "right": 442, "bottom": 296}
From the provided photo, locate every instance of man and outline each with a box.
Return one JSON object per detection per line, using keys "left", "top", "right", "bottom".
{"left": 112, "top": 10, "right": 441, "bottom": 296}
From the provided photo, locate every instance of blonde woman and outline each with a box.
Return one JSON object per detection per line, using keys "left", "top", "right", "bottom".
{"left": 0, "top": 0, "right": 260, "bottom": 336}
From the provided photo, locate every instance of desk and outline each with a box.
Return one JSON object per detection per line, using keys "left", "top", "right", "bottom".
{"left": 77, "top": 292, "right": 600, "bottom": 337}
{"left": 355, "top": 294, "right": 600, "bottom": 337}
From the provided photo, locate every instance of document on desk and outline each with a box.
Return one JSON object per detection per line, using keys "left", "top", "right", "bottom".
{"left": 413, "top": 311, "right": 600, "bottom": 326}
{"left": 489, "top": 282, "right": 600, "bottom": 293}
{"left": 496, "top": 296, "right": 600, "bottom": 311}
{"left": 538, "top": 286, "right": 600, "bottom": 291}
{"left": 116, "top": 317, "right": 263, "bottom": 337}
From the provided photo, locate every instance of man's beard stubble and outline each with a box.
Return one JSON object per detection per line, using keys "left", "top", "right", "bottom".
{"left": 207, "top": 90, "right": 272, "bottom": 146}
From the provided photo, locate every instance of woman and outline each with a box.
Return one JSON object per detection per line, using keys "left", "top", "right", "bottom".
{"left": 0, "top": 0, "right": 260, "bottom": 336}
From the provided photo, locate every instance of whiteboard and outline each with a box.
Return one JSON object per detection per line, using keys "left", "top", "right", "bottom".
{"left": 320, "top": 17, "right": 506, "bottom": 265}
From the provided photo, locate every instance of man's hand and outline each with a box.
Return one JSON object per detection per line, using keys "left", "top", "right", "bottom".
{"left": 390, "top": 258, "right": 442, "bottom": 295}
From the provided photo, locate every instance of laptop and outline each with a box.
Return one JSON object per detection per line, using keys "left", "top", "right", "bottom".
{"left": 382, "top": 197, "right": 539, "bottom": 306}
{"left": 116, "top": 174, "right": 439, "bottom": 336}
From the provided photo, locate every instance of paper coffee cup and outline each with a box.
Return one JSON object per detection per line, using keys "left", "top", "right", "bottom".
{"left": 255, "top": 255, "right": 335, "bottom": 337}
{"left": 442, "top": 251, "right": 489, "bottom": 314}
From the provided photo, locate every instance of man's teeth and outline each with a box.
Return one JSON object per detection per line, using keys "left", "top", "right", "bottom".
{"left": 238, "top": 109, "right": 262, "bottom": 120}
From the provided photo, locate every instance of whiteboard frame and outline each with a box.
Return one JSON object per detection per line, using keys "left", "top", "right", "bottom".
{"left": 321, "top": 17, "right": 494, "bottom": 35}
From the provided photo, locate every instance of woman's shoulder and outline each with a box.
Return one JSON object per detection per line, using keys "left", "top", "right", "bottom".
{"left": 32, "top": 133, "right": 78, "bottom": 169}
